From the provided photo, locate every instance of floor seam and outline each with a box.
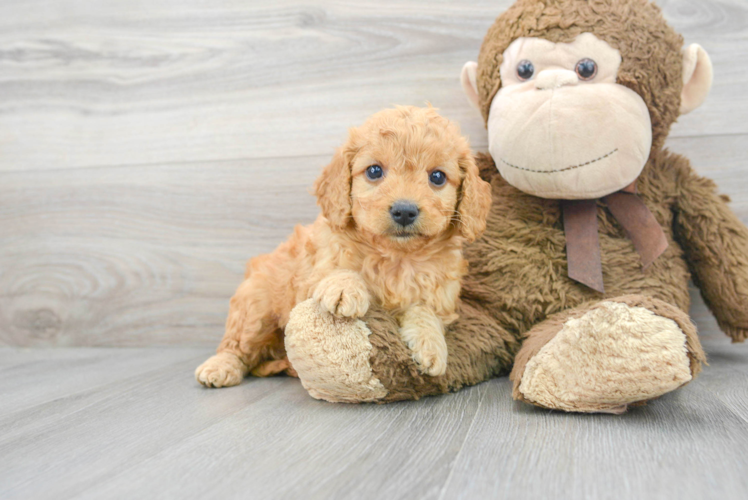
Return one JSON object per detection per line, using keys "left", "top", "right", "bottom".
{"left": 0, "top": 153, "right": 332, "bottom": 175}
{"left": 436, "top": 383, "right": 486, "bottom": 500}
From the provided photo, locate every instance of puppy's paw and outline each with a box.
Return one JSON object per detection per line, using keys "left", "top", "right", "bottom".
{"left": 313, "top": 272, "right": 370, "bottom": 318}
{"left": 195, "top": 352, "right": 247, "bottom": 388}
{"left": 411, "top": 336, "right": 448, "bottom": 377}
{"left": 399, "top": 306, "right": 449, "bottom": 377}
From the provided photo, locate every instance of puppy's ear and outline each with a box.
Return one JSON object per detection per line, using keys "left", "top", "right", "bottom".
{"left": 456, "top": 152, "right": 492, "bottom": 242}
{"left": 314, "top": 129, "right": 358, "bottom": 229}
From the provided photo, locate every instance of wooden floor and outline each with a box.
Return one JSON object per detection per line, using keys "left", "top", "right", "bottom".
{"left": 2, "top": 325, "right": 748, "bottom": 500}
{"left": 2, "top": 0, "right": 748, "bottom": 499}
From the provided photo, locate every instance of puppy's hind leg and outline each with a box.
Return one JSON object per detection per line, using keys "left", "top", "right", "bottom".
{"left": 196, "top": 277, "right": 285, "bottom": 388}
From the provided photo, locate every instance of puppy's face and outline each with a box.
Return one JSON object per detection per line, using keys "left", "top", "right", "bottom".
{"left": 314, "top": 106, "right": 492, "bottom": 246}
{"left": 349, "top": 130, "right": 461, "bottom": 244}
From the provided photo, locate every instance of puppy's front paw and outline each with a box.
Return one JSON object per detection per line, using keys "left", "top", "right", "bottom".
{"left": 410, "top": 336, "right": 448, "bottom": 377}
{"left": 399, "top": 306, "right": 449, "bottom": 377}
{"left": 313, "top": 273, "right": 370, "bottom": 318}
{"left": 195, "top": 352, "right": 247, "bottom": 388}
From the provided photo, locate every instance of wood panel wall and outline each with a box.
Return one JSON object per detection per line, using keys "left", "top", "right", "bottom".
{"left": 1, "top": 0, "right": 746, "bottom": 346}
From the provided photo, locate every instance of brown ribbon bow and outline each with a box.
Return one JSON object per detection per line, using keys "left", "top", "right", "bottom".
{"left": 560, "top": 183, "right": 668, "bottom": 293}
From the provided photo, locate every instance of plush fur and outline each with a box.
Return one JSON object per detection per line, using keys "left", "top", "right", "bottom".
{"left": 286, "top": 299, "right": 389, "bottom": 403}
{"left": 196, "top": 106, "right": 492, "bottom": 387}
{"left": 283, "top": 0, "right": 748, "bottom": 411}
{"left": 510, "top": 295, "right": 705, "bottom": 413}
{"left": 359, "top": 149, "right": 736, "bottom": 403}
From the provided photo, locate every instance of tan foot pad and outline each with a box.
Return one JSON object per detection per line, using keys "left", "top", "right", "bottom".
{"left": 285, "top": 299, "right": 388, "bottom": 403}
{"left": 518, "top": 301, "right": 692, "bottom": 413}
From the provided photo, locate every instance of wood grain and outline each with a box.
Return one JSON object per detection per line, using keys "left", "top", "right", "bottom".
{"left": 0, "top": 347, "right": 204, "bottom": 417}
{"left": 0, "top": 156, "right": 322, "bottom": 346}
{"left": 2, "top": 137, "right": 747, "bottom": 347}
{"left": 0, "top": 347, "right": 484, "bottom": 500}
{"left": 2, "top": 2, "right": 748, "bottom": 499}
{"left": 1, "top": 0, "right": 747, "bottom": 347}
{"left": 0, "top": 0, "right": 745, "bottom": 172}
{"left": 1, "top": 339, "right": 747, "bottom": 500}
{"left": 438, "top": 379, "right": 748, "bottom": 500}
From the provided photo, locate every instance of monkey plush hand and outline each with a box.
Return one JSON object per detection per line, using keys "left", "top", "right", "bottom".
{"left": 284, "top": 0, "right": 748, "bottom": 412}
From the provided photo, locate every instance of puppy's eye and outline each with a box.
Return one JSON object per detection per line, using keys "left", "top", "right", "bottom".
{"left": 365, "top": 165, "right": 384, "bottom": 181}
{"left": 517, "top": 60, "right": 535, "bottom": 81}
{"left": 429, "top": 170, "right": 447, "bottom": 187}
{"left": 575, "top": 58, "right": 597, "bottom": 80}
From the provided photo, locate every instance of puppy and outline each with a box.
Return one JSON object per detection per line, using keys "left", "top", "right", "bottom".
{"left": 196, "top": 106, "right": 492, "bottom": 388}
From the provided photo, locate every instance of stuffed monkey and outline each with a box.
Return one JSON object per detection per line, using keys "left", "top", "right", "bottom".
{"left": 280, "top": 0, "right": 748, "bottom": 412}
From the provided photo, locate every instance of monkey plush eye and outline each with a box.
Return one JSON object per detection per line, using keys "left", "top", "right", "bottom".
{"left": 575, "top": 58, "right": 598, "bottom": 80}
{"left": 429, "top": 170, "right": 447, "bottom": 187}
{"left": 365, "top": 165, "right": 384, "bottom": 180}
{"left": 517, "top": 60, "right": 535, "bottom": 81}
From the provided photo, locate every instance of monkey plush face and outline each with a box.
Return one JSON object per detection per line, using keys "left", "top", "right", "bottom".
{"left": 485, "top": 33, "right": 651, "bottom": 199}
{"left": 461, "top": 0, "right": 714, "bottom": 200}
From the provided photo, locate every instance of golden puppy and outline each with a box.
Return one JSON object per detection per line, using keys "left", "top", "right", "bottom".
{"left": 196, "top": 106, "right": 492, "bottom": 387}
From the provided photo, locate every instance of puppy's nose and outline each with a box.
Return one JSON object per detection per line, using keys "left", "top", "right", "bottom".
{"left": 390, "top": 201, "right": 419, "bottom": 227}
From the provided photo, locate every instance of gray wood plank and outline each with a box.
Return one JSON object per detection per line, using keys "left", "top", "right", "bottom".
{"left": 0, "top": 350, "right": 282, "bottom": 500}
{"left": 691, "top": 331, "right": 748, "bottom": 422}
{"left": 0, "top": 0, "right": 744, "bottom": 173}
{"left": 0, "top": 347, "right": 485, "bottom": 500}
{"left": 438, "top": 370, "right": 748, "bottom": 500}
{"left": 0, "top": 156, "right": 321, "bottom": 347}
{"left": 73, "top": 386, "right": 486, "bottom": 500}
{"left": 0, "top": 347, "right": 206, "bottom": 417}
{"left": 1, "top": 340, "right": 747, "bottom": 500}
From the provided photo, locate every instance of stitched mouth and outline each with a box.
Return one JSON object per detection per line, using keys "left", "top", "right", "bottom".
{"left": 500, "top": 149, "right": 618, "bottom": 174}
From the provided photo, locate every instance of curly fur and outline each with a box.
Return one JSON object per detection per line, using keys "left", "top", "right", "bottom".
{"left": 195, "top": 106, "right": 492, "bottom": 386}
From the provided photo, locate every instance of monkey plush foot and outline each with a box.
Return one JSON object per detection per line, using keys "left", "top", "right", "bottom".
{"left": 284, "top": 299, "right": 389, "bottom": 403}
{"left": 510, "top": 296, "right": 705, "bottom": 414}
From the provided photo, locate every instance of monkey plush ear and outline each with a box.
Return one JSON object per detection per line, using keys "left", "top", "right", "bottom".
{"left": 313, "top": 132, "right": 358, "bottom": 230}
{"left": 680, "top": 44, "right": 713, "bottom": 115}
{"left": 456, "top": 153, "right": 492, "bottom": 242}
{"left": 461, "top": 62, "right": 481, "bottom": 112}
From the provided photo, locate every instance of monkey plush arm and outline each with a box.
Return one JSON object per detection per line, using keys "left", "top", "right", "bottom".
{"left": 672, "top": 157, "right": 748, "bottom": 342}
{"left": 285, "top": 296, "right": 519, "bottom": 402}
{"left": 363, "top": 298, "right": 518, "bottom": 401}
